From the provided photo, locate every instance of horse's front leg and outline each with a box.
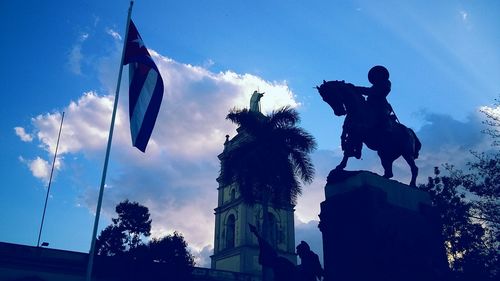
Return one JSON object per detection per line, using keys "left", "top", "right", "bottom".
{"left": 336, "top": 154, "right": 349, "bottom": 170}
{"left": 379, "top": 153, "right": 394, "bottom": 179}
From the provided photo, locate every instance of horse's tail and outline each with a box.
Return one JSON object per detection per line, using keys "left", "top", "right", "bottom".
{"left": 409, "top": 128, "right": 421, "bottom": 159}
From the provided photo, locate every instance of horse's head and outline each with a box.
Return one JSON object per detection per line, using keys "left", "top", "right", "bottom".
{"left": 316, "top": 80, "right": 347, "bottom": 116}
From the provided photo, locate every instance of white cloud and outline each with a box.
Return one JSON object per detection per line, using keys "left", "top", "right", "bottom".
{"left": 14, "top": 127, "right": 33, "bottom": 142}
{"left": 106, "top": 28, "right": 122, "bottom": 41}
{"left": 192, "top": 245, "right": 213, "bottom": 267}
{"left": 32, "top": 99, "right": 112, "bottom": 156}
{"left": 144, "top": 50, "right": 299, "bottom": 159}
{"left": 148, "top": 197, "right": 215, "bottom": 250}
{"left": 19, "top": 156, "right": 50, "bottom": 183}
{"left": 80, "top": 33, "right": 89, "bottom": 41}
{"left": 480, "top": 104, "right": 500, "bottom": 120}
{"left": 30, "top": 157, "right": 50, "bottom": 182}
{"left": 19, "top": 155, "right": 62, "bottom": 185}
{"left": 68, "top": 33, "right": 89, "bottom": 75}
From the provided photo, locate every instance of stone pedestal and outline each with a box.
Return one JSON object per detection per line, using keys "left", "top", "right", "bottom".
{"left": 318, "top": 170, "right": 449, "bottom": 281}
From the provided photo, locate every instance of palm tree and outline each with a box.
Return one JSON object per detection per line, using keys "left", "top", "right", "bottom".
{"left": 222, "top": 105, "right": 316, "bottom": 237}
{"left": 222, "top": 106, "right": 315, "bottom": 281}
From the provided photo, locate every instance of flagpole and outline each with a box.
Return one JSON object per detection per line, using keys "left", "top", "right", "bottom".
{"left": 36, "top": 111, "right": 65, "bottom": 247}
{"left": 85, "top": 1, "right": 134, "bottom": 280}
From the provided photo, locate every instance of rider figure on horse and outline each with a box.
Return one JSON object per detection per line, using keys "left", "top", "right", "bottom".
{"left": 317, "top": 66, "right": 421, "bottom": 186}
{"left": 342, "top": 65, "right": 397, "bottom": 159}
{"left": 363, "top": 65, "right": 397, "bottom": 131}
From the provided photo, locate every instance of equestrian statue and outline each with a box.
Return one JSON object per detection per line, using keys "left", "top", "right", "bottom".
{"left": 316, "top": 66, "right": 421, "bottom": 186}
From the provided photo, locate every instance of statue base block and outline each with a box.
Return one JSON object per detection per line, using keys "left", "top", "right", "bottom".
{"left": 319, "top": 170, "right": 449, "bottom": 281}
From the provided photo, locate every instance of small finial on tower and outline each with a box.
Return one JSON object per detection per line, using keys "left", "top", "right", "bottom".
{"left": 224, "top": 135, "right": 230, "bottom": 145}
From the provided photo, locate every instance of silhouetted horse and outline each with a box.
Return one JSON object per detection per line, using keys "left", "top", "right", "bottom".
{"left": 317, "top": 80, "right": 421, "bottom": 186}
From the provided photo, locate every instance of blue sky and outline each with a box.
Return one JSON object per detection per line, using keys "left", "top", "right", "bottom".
{"left": 1, "top": 0, "right": 499, "bottom": 266}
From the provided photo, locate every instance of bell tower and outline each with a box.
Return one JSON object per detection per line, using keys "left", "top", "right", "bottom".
{"left": 210, "top": 92, "right": 297, "bottom": 278}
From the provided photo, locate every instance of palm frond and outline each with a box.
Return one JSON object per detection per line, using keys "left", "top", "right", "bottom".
{"left": 289, "top": 149, "right": 315, "bottom": 184}
{"left": 268, "top": 106, "right": 300, "bottom": 128}
{"left": 275, "top": 126, "right": 317, "bottom": 153}
{"left": 227, "top": 108, "right": 265, "bottom": 128}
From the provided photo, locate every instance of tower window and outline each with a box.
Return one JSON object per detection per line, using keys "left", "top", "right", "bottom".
{"left": 226, "top": 214, "right": 236, "bottom": 249}
{"left": 230, "top": 189, "right": 236, "bottom": 201}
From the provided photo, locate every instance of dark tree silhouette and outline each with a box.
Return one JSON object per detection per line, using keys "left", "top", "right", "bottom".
{"left": 96, "top": 200, "right": 151, "bottom": 254}
{"left": 422, "top": 166, "right": 499, "bottom": 281}
{"left": 95, "top": 225, "right": 126, "bottom": 256}
{"left": 148, "top": 232, "right": 194, "bottom": 267}
{"left": 122, "top": 232, "right": 195, "bottom": 281}
{"left": 112, "top": 199, "right": 152, "bottom": 250}
{"left": 95, "top": 200, "right": 194, "bottom": 280}
{"left": 420, "top": 104, "right": 499, "bottom": 281}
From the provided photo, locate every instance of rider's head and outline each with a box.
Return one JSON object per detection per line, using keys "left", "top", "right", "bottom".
{"left": 368, "top": 65, "right": 391, "bottom": 94}
{"left": 368, "top": 65, "right": 389, "bottom": 85}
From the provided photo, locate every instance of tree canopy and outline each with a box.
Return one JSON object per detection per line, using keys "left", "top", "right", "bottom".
{"left": 95, "top": 200, "right": 194, "bottom": 272}
{"left": 95, "top": 224, "right": 126, "bottom": 256}
{"left": 420, "top": 101, "right": 499, "bottom": 281}
{"left": 96, "top": 200, "right": 151, "bottom": 255}
{"left": 112, "top": 199, "right": 152, "bottom": 250}
{"left": 148, "top": 232, "right": 194, "bottom": 267}
{"left": 222, "top": 106, "right": 317, "bottom": 206}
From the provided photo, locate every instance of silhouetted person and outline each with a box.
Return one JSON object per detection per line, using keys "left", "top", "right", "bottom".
{"left": 363, "top": 65, "right": 396, "bottom": 132}
{"left": 296, "top": 241, "right": 324, "bottom": 281}
{"left": 249, "top": 224, "right": 298, "bottom": 281}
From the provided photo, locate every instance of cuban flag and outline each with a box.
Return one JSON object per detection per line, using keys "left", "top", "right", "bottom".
{"left": 123, "top": 20, "right": 164, "bottom": 152}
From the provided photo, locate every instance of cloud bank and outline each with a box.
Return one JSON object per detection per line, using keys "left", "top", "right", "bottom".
{"left": 16, "top": 51, "right": 298, "bottom": 266}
